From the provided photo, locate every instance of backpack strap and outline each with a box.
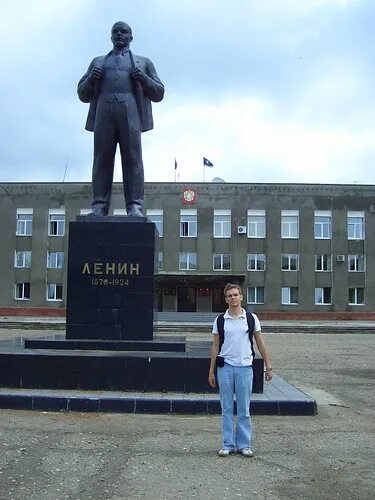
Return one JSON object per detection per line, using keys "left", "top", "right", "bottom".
{"left": 216, "top": 313, "right": 225, "bottom": 350}
{"left": 246, "top": 312, "right": 256, "bottom": 361}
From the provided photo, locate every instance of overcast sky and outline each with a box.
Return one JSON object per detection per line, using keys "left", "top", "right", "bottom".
{"left": 0, "top": 0, "right": 374, "bottom": 185}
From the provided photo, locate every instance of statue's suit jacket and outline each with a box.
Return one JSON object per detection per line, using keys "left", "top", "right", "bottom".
{"left": 77, "top": 51, "right": 164, "bottom": 133}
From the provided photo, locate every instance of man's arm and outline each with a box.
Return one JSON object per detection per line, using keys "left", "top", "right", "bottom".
{"left": 132, "top": 58, "right": 164, "bottom": 102}
{"left": 253, "top": 330, "right": 273, "bottom": 381}
{"left": 208, "top": 334, "right": 220, "bottom": 388}
{"left": 77, "top": 58, "right": 102, "bottom": 103}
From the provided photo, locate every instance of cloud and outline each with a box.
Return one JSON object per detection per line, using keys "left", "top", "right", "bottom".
{"left": 0, "top": 0, "right": 374, "bottom": 187}
{"left": 142, "top": 91, "right": 375, "bottom": 185}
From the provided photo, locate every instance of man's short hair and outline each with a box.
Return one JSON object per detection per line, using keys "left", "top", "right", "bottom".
{"left": 223, "top": 283, "right": 243, "bottom": 297}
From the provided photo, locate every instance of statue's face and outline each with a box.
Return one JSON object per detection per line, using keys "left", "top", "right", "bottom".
{"left": 111, "top": 22, "right": 132, "bottom": 49}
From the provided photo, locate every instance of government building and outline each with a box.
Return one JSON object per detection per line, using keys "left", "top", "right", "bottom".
{"left": 1, "top": 181, "right": 374, "bottom": 316}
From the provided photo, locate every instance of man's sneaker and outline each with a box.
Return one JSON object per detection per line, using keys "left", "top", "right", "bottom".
{"left": 218, "top": 448, "right": 231, "bottom": 457}
{"left": 240, "top": 448, "right": 254, "bottom": 457}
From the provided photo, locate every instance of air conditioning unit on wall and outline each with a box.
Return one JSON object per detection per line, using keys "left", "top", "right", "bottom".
{"left": 237, "top": 226, "right": 247, "bottom": 234}
{"left": 336, "top": 255, "right": 345, "bottom": 262}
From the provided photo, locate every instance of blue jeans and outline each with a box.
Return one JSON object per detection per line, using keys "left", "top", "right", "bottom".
{"left": 217, "top": 363, "right": 253, "bottom": 451}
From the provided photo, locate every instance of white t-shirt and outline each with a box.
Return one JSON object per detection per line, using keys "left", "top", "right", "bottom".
{"left": 212, "top": 309, "right": 261, "bottom": 367}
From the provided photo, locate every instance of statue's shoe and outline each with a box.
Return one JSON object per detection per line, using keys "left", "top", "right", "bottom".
{"left": 127, "top": 208, "right": 144, "bottom": 217}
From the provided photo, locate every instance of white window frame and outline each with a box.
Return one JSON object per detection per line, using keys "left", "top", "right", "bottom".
{"left": 281, "top": 254, "right": 299, "bottom": 271}
{"left": 247, "top": 210, "right": 266, "bottom": 238}
{"left": 16, "top": 209, "right": 33, "bottom": 236}
{"left": 147, "top": 209, "right": 164, "bottom": 237}
{"left": 48, "top": 209, "right": 65, "bottom": 237}
{"left": 315, "top": 287, "right": 332, "bottom": 305}
{"left": 213, "top": 253, "right": 231, "bottom": 271}
{"left": 281, "top": 287, "right": 298, "bottom": 305}
{"left": 348, "top": 287, "right": 364, "bottom": 305}
{"left": 247, "top": 253, "right": 266, "bottom": 271}
{"left": 314, "top": 211, "right": 332, "bottom": 239}
{"left": 348, "top": 254, "right": 365, "bottom": 272}
{"left": 315, "top": 254, "right": 332, "bottom": 272}
{"left": 113, "top": 209, "right": 127, "bottom": 215}
{"left": 179, "top": 252, "right": 197, "bottom": 270}
{"left": 14, "top": 250, "right": 32, "bottom": 268}
{"left": 47, "top": 251, "right": 64, "bottom": 269}
{"left": 213, "top": 209, "right": 231, "bottom": 238}
{"left": 247, "top": 286, "right": 265, "bottom": 304}
{"left": 15, "top": 282, "right": 30, "bottom": 300}
{"left": 47, "top": 283, "right": 63, "bottom": 301}
{"left": 158, "top": 252, "right": 163, "bottom": 271}
{"left": 180, "top": 209, "right": 197, "bottom": 238}
{"left": 281, "top": 210, "right": 299, "bottom": 239}
{"left": 347, "top": 211, "right": 365, "bottom": 240}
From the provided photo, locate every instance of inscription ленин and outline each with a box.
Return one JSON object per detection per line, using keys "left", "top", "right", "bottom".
{"left": 81, "top": 262, "right": 140, "bottom": 275}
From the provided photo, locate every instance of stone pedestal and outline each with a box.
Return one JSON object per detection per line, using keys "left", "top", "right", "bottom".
{"left": 66, "top": 216, "right": 157, "bottom": 341}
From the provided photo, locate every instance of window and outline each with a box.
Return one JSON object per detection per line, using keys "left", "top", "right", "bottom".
{"left": 213, "top": 210, "right": 231, "bottom": 238}
{"left": 16, "top": 209, "right": 33, "bottom": 236}
{"left": 348, "top": 254, "right": 365, "bottom": 272}
{"left": 158, "top": 252, "right": 163, "bottom": 271}
{"left": 314, "top": 211, "right": 332, "bottom": 239}
{"left": 180, "top": 209, "right": 197, "bottom": 237}
{"left": 281, "top": 210, "right": 299, "bottom": 238}
{"left": 113, "top": 209, "right": 127, "bottom": 215}
{"left": 47, "top": 284, "right": 63, "bottom": 301}
{"left": 315, "top": 287, "right": 331, "bottom": 305}
{"left": 281, "top": 254, "right": 299, "bottom": 271}
{"left": 213, "top": 253, "right": 231, "bottom": 270}
{"left": 247, "top": 254, "right": 266, "bottom": 271}
{"left": 15, "top": 282, "right": 30, "bottom": 300}
{"left": 247, "top": 210, "right": 266, "bottom": 238}
{"left": 349, "top": 288, "right": 364, "bottom": 305}
{"left": 47, "top": 252, "right": 64, "bottom": 269}
{"left": 147, "top": 209, "right": 163, "bottom": 237}
{"left": 49, "top": 210, "right": 65, "bottom": 236}
{"left": 247, "top": 286, "right": 265, "bottom": 304}
{"left": 179, "top": 252, "right": 197, "bottom": 270}
{"left": 281, "top": 287, "right": 298, "bottom": 305}
{"left": 315, "top": 254, "right": 332, "bottom": 272}
{"left": 14, "top": 251, "right": 32, "bottom": 268}
{"left": 348, "top": 211, "right": 364, "bottom": 240}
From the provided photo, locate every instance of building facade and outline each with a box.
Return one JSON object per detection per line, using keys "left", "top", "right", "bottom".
{"left": 1, "top": 181, "right": 375, "bottom": 314}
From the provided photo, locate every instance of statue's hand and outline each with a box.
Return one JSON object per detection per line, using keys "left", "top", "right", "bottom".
{"left": 131, "top": 67, "right": 148, "bottom": 85}
{"left": 89, "top": 66, "right": 103, "bottom": 82}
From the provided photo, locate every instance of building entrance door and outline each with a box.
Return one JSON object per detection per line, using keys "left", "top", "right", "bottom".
{"left": 177, "top": 287, "right": 196, "bottom": 312}
{"left": 212, "top": 287, "right": 226, "bottom": 312}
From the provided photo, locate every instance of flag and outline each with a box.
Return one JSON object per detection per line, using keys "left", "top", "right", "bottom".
{"left": 203, "top": 157, "right": 213, "bottom": 167}
{"left": 174, "top": 158, "right": 177, "bottom": 170}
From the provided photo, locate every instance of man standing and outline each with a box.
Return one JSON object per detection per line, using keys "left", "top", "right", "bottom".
{"left": 78, "top": 21, "right": 164, "bottom": 216}
{"left": 208, "top": 283, "right": 273, "bottom": 457}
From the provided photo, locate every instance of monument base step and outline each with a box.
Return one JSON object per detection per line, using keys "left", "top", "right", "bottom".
{"left": 0, "top": 336, "right": 264, "bottom": 393}
{"left": 24, "top": 334, "right": 186, "bottom": 352}
{"left": 0, "top": 375, "right": 317, "bottom": 416}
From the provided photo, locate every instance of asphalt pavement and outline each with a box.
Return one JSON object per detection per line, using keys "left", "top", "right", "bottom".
{"left": 0, "top": 326, "right": 374, "bottom": 499}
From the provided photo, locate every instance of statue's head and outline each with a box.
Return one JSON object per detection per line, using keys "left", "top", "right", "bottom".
{"left": 111, "top": 21, "right": 133, "bottom": 49}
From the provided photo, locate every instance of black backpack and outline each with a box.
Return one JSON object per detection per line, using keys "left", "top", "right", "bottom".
{"left": 216, "top": 312, "right": 255, "bottom": 361}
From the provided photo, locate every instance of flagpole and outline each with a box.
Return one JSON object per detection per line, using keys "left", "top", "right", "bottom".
{"left": 203, "top": 163, "right": 205, "bottom": 183}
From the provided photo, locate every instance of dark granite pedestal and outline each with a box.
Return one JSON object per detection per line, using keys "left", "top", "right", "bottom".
{"left": 66, "top": 216, "right": 157, "bottom": 341}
